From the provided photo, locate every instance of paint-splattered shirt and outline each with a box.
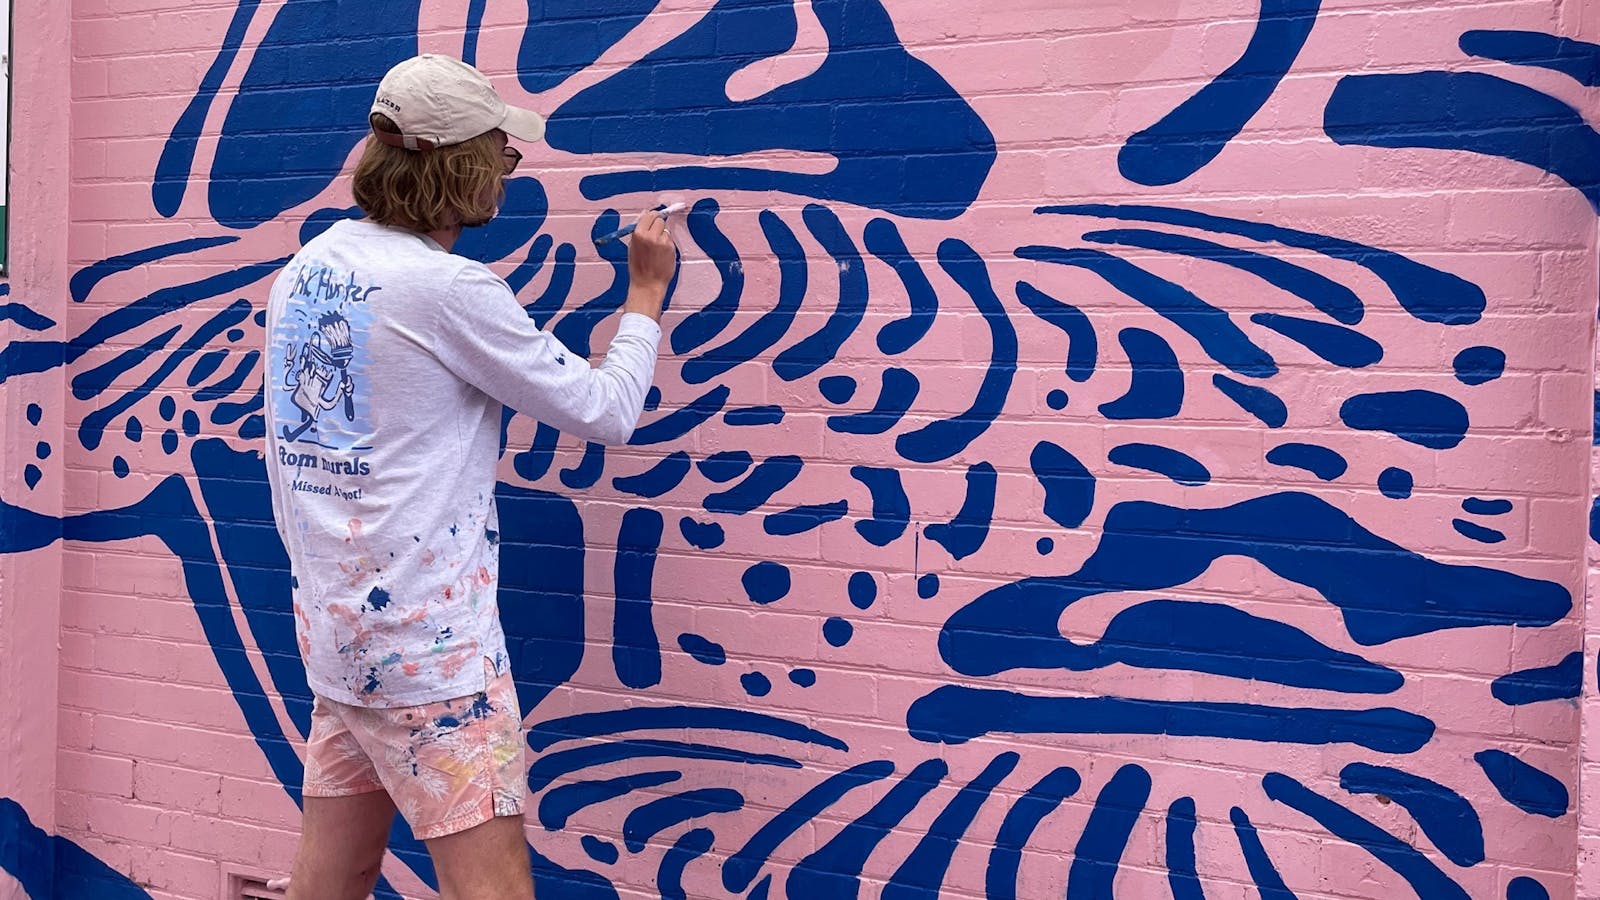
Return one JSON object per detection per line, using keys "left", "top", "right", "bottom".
{"left": 263, "top": 219, "right": 660, "bottom": 707}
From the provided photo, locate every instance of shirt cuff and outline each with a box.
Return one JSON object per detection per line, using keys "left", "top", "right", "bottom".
{"left": 617, "top": 311, "right": 663, "bottom": 346}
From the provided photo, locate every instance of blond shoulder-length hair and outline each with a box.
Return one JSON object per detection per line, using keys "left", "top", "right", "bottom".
{"left": 352, "top": 113, "right": 504, "bottom": 232}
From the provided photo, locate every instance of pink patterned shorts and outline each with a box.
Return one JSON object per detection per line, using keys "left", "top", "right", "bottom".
{"left": 302, "top": 661, "right": 526, "bottom": 840}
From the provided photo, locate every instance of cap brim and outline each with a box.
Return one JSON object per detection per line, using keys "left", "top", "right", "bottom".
{"left": 499, "top": 105, "right": 546, "bottom": 144}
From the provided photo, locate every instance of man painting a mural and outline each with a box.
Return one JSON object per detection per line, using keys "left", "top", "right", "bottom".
{"left": 261, "top": 54, "right": 677, "bottom": 899}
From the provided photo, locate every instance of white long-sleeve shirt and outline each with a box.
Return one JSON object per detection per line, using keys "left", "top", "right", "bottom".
{"left": 263, "top": 219, "right": 660, "bottom": 706}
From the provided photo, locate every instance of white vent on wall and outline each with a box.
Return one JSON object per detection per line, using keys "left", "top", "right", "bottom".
{"left": 227, "top": 873, "right": 286, "bottom": 900}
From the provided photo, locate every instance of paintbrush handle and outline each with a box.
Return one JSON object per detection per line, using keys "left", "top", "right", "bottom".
{"left": 594, "top": 203, "right": 687, "bottom": 245}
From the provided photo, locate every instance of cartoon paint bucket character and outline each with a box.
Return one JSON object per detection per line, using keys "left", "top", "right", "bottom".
{"left": 281, "top": 312, "right": 356, "bottom": 442}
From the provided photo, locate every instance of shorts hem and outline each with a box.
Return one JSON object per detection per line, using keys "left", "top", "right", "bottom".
{"left": 411, "top": 804, "right": 523, "bottom": 841}
{"left": 302, "top": 781, "right": 386, "bottom": 799}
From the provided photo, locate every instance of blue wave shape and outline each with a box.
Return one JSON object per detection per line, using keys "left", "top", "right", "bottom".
{"left": 1232, "top": 807, "right": 1295, "bottom": 899}
{"left": 1251, "top": 313, "right": 1381, "bottom": 367}
{"left": 788, "top": 760, "right": 948, "bottom": 898}
{"left": 723, "top": 760, "right": 895, "bottom": 893}
{"left": 1474, "top": 749, "right": 1568, "bottom": 818}
{"left": 613, "top": 451, "right": 691, "bottom": 499}
{"left": 558, "top": 443, "right": 605, "bottom": 490}
{"left": 612, "top": 508, "right": 664, "bottom": 689}
{"left": 1266, "top": 442, "right": 1348, "bottom": 480}
{"left": 1492, "top": 651, "right": 1582, "bottom": 706}
{"left": 671, "top": 199, "right": 743, "bottom": 354}
{"left": 1109, "top": 443, "right": 1210, "bottom": 486}
{"left": 766, "top": 500, "right": 848, "bottom": 536}
{"left": 1459, "top": 30, "right": 1600, "bottom": 87}
{"left": 852, "top": 466, "right": 910, "bottom": 546}
{"left": 1100, "top": 328, "right": 1183, "bottom": 420}
{"left": 868, "top": 219, "right": 938, "bottom": 354}
{"left": 1214, "top": 374, "right": 1288, "bottom": 427}
{"left": 1166, "top": 798, "right": 1205, "bottom": 900}
{"left": 537, "top": 771, "right": 682, "bottom": 830}
{"left": 884, "top": 752, "right": 1019, "bottom": 900}
{"left": 1325, "top": 70, "right": 1600, "bottom": 214}
{"left": 1040, "top": 204, "right": 1485, "bottom": 325}
{"left": 705, "top": 456, "right": 803, "bottom": 515}
{"left": 828, "top": 367, "right": 919, "bottom": 435}
{"left": 985, "top": 766, "right": 1081, "bottom": 900}
{"left": 1339, "top": 762, "right": 1484, "bottom": 867}
{"left": 526, "top": 739, "right": 801, "bottom": 794}
{"left": 1016, "top": 281, "right": 1098, "bottom": 381}
{"left": 1119, "top": 0, "right": 1321, "bottom": 186}
{"left": 1341, "top": 390, "right": 1469, "bottom": 450}
{"left": 774, "top": 205, "right": 867, "bottom": 381}
{"left": 628, "top": 385, "right": 730, "bottom": 445}
{"left": 924, "top": 462, "right": 997, "bottom": 560}
{"left": 623, "top": 790, "right": 742, "bottom": 852}
{"left": 1069, "top": 765, "right": 1153, "bottom": 899}
{"left": 1032, "top": 440, "right": 1096, "bottom": 528}
{"left": 683, "top": 212, "right": 805, "bottom": 383}
{"left": 658, "top": 827, "right": 715, "bottom": 900}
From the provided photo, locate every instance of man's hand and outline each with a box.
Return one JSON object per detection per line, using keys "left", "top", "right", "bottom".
{"left": 623, "top": 208, "right": 677, "bottom": 322}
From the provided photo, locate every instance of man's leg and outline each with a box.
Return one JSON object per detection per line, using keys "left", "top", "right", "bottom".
{"left": 425, "top": 814, "right": 533, "bottom": 900}
{"left": 285, "top": 790, "right": 397, "bottom": 900}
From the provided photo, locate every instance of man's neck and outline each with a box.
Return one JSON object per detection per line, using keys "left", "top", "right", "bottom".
{"left": 422, "top": 224, "right": 462, "bottom": 253}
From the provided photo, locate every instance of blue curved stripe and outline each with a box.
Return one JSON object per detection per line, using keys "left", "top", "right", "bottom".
{"left": 613, "top": 508, "right": 663, "bottom": 690}
{"left": 1265, "top": 773, "right": 1469, "bottom": 899}
{"left": 530, "top": 705, "right": 847, "bottom": 753}
{"left": 1016, "top": 281, "right": 1098, "bottom": 381}
{"left": 684, "top": 212, "right": 805, "bottom": 383}
{"left": 1341, "top": 390, "right": 1469, "bottom": 450}
{"left": 623, "top": 789, "right": 743, "bottom": 852}
{"left": 1100, "top": 328, "right": 1183, "bottom": 420}
{"left": 81, "top": 302, "right": 252, "bottom": 450}
{"left": 1266, "top": 443, "right": 1348, "bottom": 481}
{"left": 0, "top": 303, "right": 55, "bottom": 331}
{"left": 1339, "top": 763, "right": 1483, "bottom": 867}
{"left": 582, "top": 835, "right": 618, "bottom": 865}
{"left": 518, "top": 0, "right": 660, "bottom": 93}
{"left": 1167, "top": 798, "right": 1205, "bottom": 900}
{"left": 658, "top": 827, "right": 715, "bottom": 900}
{"left": 1475, "top": 750, "right": 1569, "bottom": 817}
{"left": 526, "top": 739, "right": 801, "bottom": 795}
{"left": 558, "top": 442, "right": 605, "bottom": 490}
{"left": 1032, "top": 441, "right": 1095, "bottom": 528}
{"left": 462, "top": 0, "right": 487, "bottom": 63}
{"left": 774, "top": 205, "right": 866, "bottom": 380}
{"left": 71, "top": 326, "right": 179, "bottom": 401}
{"left": 1119, "top": 0, "right": 1320, "bottom": 186}
{"left": 1109, "top": 443, "right": 1210, "bottom": 486}
{"left": 765, "top": 500, "right": 848, "bottom": 536}
{"left": 1019, "top": 246, "right": 1276, "bottom": 377}
{"left": 852, "top": 466, "right": 910, "bottom": 546}
{"left": 1326, "top": 71, "right": 1600, "bottom": 214}
{"left": 698, "top": 450, "right": 752, "bottom": 483}
{"left": 505, "top": 234, "right": 554, "bottom": 294}
{"left": 1464, "top": 497, "right": 1513, "bottom": 515}
{"left": 1085, "top": 228, "right": 1362, "bottom": 325}
{"left": 726, "top": 406, "right": 784, "bottom": 426}
{"left": 537, "top": 771, "right": 682, "bottom": 830}
{"left": 1214, "top": 374, "right": 1287, "bottom": 427}
{"left": 1492, "top": 651, "right": 1582, "bottom": 706}
{"left": 187, "top": 348, "right": 228, "bottom": 387}
{"left": 1038, "top": 204, "right": 1485, "bottom": 325}
{"left": 1068, "top": 765, "right": 1152, "bottom": 899}
{"left": 551, "top": 212, "right": 632, "bottom": 358}
{"left": 526, "top": 242, "right": 577, "bottom": 329}
{"left": 884, "top": 752, "right": 1019, "bottom": 900}
{"left": 671, "top": 199, "right": 743, "bottom": 354}
{"left": 924, "top": 462, "right": 997, "bottom": 560}
{"left": 513, "top": 422, "right": 559, "bottom": 482}
{"left": 677, "top": 634, "right": 725, "bottom": 666}
{"left": 1232, "top": 807, "right": 1296, "bottom": 899}
{"left": 1453, "top": 519, "right": 1507, "bottom": 544}
{"left": 0, "top": 797, "right": 155, "bottom": 899}
{"left": 705, "top": 456, "right": 803, "bottom": 516}
{"left": 787, "top": 760, "right": 948, "bottom": 899}
{"left": 152, "top": 1, "right": 261, "bottom": 217}
{"left": 723, "top": 760, "right": 895, "bottom": 892}
{"left": 1459, "top": 30, "right": 1600, "bottom": 86}
{"left": 1251, "top": 313, "right": 1381, "bottom": 367}
{"left": 984, "top": 766, "right": 1081, "bottom": 900}
{"left": 906, "top": 686, "right": 1433, "bottom": 753}
{"left": 453, "top": 178, "right": 550, "bottom": 266}
{"left": 868, "top": 218, "right": 938, "bottom": 354}
{"left": 613, "top": 451, "right": 692, "bottom": 499}
{"left": 828, "top": 367, "right": 919, "bottom": 435}
{"left": 196, "top": 350, "right": 261, "bottom": 402}
{"left": 628, "top": 385, "right": 730, "bottom": 445}
{"left": 896, "top": 241, "right": 1016, "bottom": 463}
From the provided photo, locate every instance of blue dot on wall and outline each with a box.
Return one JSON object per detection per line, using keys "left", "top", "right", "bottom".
{"left": 644, "top": 386, "right": 662, "bottom": 412}
{"left": 162, "top": 429, "right": 179, "bottom": 455}
{"left": 1378, "top": 467, "right": 1413, "bottom": 500}
{"left": 35, "top": 442, "right": 51, "bottom": 461}
{"left": 254, "top": 310, "right": 267, "bottom": 326}
{"left": 1037, "top": 537, "right": 1054, "bottom": 555}
{"left": 741, "top": 671, "right": 772, "bottom": 697}
{"left": 1507, "top": 876, "right": 1549, "bottom": 900}
{"left": 789, "top": 669, "right": 816, "bottom": 687}
{"left": 823, "top": 617, "right": 853, "bottom": 647}
{"left": 24, "top": 465, "right": 42, "bottom": 490}
{"left": 182, "top": 410, "right": 200, "bottom": 437}
{"left": 819, "top": 375, "right": 857, "bottom": 404}
{"left": 26, "top": 404, "right": 41, "bottom": 426}
{"left": 742, "top": 561, "right": 791, "bottom": 605}
{"left": 1454, "top": 346, "right": 1505, "bottom": 386}
{"left": 227, "top": 328, "right": 246, "bottom": 342}
{"left": 848, "top": 571, "right": 877, "bottom": 610}
{"left": 918, "top": 573, "right": 940, "bottom": 598}
{"left": 581, "top": 836, "right": 619, "bottom": 865}
{"left": 1047, "top": 390, "right": 1069, "bottom": 410}
{"left": 113, "top": 457, "right": 130, "bottom": 479}
{"left": 159, "top": 396, "right": 176, "bottom": 421}
{"left": 126, "top": 417, "right": 143, "bottom": 442}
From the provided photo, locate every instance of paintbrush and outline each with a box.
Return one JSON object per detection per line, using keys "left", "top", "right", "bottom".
{"left": 594, "top": 202, "right": 687, "bottom": 245}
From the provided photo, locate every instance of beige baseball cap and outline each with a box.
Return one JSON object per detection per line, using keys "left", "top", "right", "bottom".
{"left": 370, "top": 54, "right": 546, "bottom": 151}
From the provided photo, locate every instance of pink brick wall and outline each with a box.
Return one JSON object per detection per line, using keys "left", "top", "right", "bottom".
{"left": 2, "top": 1, "right": 1598, "bottom": 898}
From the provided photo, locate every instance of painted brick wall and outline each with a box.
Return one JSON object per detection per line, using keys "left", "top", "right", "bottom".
{"left": 2, "top": 1, "right": 1599, "bottom": 898}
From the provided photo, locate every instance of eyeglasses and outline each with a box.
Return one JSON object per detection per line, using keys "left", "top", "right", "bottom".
{"left": 502, "top": 146, "right": 523, "bottom": 175}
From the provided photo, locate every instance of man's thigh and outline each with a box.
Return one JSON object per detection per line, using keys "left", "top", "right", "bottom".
{"left": 287, "top": 791, "right": 397, "bottom": 900}
{"left": 425, "top": 814, "right": 533, "bottom": 900}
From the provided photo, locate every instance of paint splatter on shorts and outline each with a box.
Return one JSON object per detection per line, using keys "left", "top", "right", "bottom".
{"left": 302, "top": 659, "right": 526, "bottom": 840}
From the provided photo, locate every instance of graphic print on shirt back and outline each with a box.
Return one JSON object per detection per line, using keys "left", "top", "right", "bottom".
{"left": 271, "top": 259, "right": 379, "bottom": 462}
